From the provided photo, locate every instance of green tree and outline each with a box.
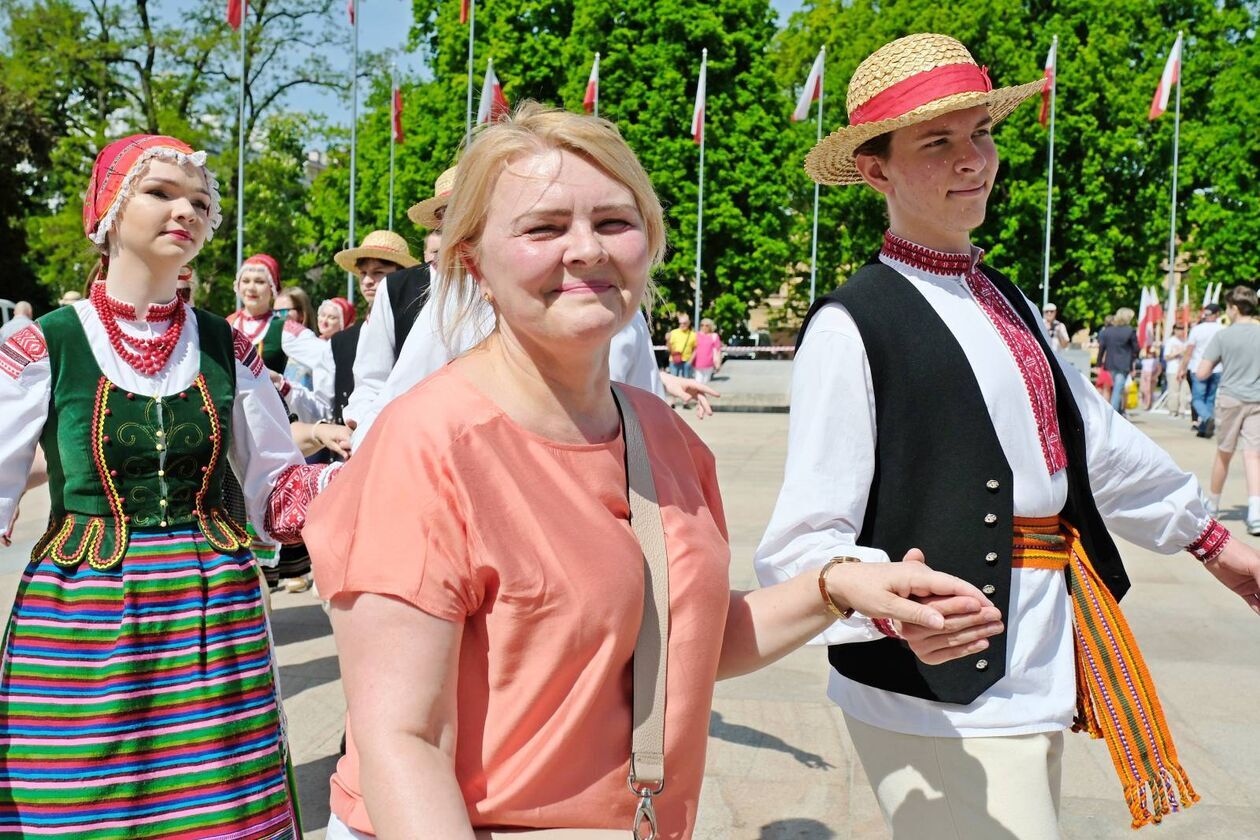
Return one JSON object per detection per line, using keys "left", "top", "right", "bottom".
{"left": 307, "top": 0, "right": 797, "bottom": 337}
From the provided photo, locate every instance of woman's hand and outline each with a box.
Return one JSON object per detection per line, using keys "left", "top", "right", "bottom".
{"left": 659, "top": 371, "right": 719, "bottom": 418}
{"left": 310, "top": 421, "right": 353, "bottom": 459}
{"left": 827, "top": 549, "right": 1004, "bottom": 665}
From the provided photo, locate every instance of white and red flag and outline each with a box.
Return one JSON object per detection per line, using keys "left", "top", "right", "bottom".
{"left": 690, "top": 52, "right": 707, "bottom": 144}
{"left": 1148, "top": 32, "right": 1183, "bottom": 120}
{"left": 392, "top": 85, "right": 404, "bottom": 144}
{"left": 227, "top": 0, "right": 244, "bottom": 30}
{"left": 459, "top": 0, "right": 470, "bottom": 25}
{"left": 346, "top": 0, "right": 355, "bottom": 25}
{"left": 477, "top": 59, "right": 510, "bottom": 124}
{"left": 583, "top": 52, "right": 600, "bottom": 114}
{"left": 1039, "top": 39, "right": 1056, "bottom": 127}
{"left": 791, "top": 48, "right": 824, "bottom": 122}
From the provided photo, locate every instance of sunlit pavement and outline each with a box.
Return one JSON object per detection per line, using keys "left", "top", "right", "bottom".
{"left": 3, "top": 406, "right": 1256, "bottom": 838}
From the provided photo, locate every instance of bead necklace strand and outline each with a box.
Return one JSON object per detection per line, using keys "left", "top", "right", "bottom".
{"left": 90, "top": 281, "right": 187, "bottom": 376}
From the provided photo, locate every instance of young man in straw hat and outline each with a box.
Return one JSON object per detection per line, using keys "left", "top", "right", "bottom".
{"left": 329, "top": 229, "right": 419, "bottom": 422}
{"left": 345, "top": 155, "right": 720, "bottom": 448}
{"left": 755, "top": 32, "right": 1260, "bottom": 838}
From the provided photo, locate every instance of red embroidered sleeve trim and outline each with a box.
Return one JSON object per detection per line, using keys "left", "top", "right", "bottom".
{"left": 265, "top": 463, "right": 325, "bottom": 544}
{"left": 0, "top": 325, "right": 48, "bottom": 379}
{"left": 1187, "top": 518, "right": 1230, "bottom": 563}
{"left": 965, "top": 270, "right": 1069, "bottom": 476}
{"left": 232, "top": 328, "right": 265, "bottom": 377}
{"left": 871, "top": 617, "right": 902, "bottom": 639}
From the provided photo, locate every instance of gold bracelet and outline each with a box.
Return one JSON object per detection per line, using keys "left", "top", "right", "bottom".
{"left": 819, "top": 556, "right": 862, "bottom": 619}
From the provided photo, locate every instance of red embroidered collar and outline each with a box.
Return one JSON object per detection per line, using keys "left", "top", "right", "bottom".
{"left": 880, "top": 231, "right": 981, "bottom": 276}
{"left": 94, "top": 285, "right": 181, "bottom": 322}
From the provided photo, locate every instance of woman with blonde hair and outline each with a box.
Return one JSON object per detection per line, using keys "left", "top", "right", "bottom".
{"left": 1096, "top": 306, "right": 1139, "bottom": 415}
{"left": 306, "top": 104, "right": 991, "bottom": 839}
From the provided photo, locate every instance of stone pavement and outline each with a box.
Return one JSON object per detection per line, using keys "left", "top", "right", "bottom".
{"left": 2, "top": 409, "right": 1257, "bottom": 838}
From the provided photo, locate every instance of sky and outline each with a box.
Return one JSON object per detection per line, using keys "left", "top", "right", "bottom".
{"left": 287, "top": 0, "right": 806, "bottom": 128}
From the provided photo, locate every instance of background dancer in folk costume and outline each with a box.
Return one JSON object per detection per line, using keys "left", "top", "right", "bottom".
{"left": 0, "top": 134, "right": 340, "bottom": 838}
{"left": 756, "top": 34, "right": 1260, "bottom": 838}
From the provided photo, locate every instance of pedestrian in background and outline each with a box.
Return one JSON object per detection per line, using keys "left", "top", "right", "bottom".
{"left": 1184, "top": 303, "right": 1224, "bottom": 437}
{"left": 666, "top": 311, "right": 697, "bottom": 378}
{"left": 1163, "top": 323, "right": 1191, "bottom": 417}
{"left": 1138, "top": 345, "right": 1160, "bottom": 410}
{"left": 1042, "top": 302, "right": 1069, "bottom": 350}
{"left": 1198, "top": 286, "right": 1260, "bottom": 530}
{"left": 1096, "top": 306, "right": 1138, "bottom": 415}
{"left": 692, "top": 317, "right": 723, "bottom": 384}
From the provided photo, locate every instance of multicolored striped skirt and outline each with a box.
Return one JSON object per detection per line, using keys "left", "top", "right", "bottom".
{"left": 0, "top": 527, "right": 299, "bottom": 838}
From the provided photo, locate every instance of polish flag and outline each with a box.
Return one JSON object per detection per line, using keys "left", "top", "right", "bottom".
{"left": 392, "top": 86, "right": 404, "bottom": 143}
{"left": 1039, "top": 39, "right": 1056, "bottom": 127}
{"left": 1137, "top": 287, "right": 1154, "bottom": 349}
{"left": 691, "top": 51, "right": 707, "bottom": 144}
{"left": 477, "top": 59, "right": 510, "bottom": 124}
{"left": 227, "top": 0, "right": 244, "bottom": 30}
{"left": 791, "top": 48, "right": 824, "bottom": 122}
{"left": 583, "top": 53, "right": 600, "bottom": 114}
{"left": 346, "top": 0, "right": 355, "bottom": 25}
{"left": 1148, "top": 32, "right": 1182, "bottom": 120}
{"left": 460, "top": 0, "right": 470, "bottom": 25}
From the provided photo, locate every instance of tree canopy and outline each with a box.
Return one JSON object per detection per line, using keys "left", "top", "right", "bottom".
{"left": 2, "top": 0, "right": 1257, "bottom": 332}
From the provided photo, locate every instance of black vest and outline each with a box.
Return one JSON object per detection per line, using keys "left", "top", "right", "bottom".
{"left": 330, "top": 321, "right": 362, "bottom": 424}
{"left": 384, "top": 264, "right": 432, "bottom": 362}
{"left": 797, "top": 260, "right": 1129, "bottom": 705}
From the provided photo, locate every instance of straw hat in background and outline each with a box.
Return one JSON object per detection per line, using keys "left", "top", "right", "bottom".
{"left": 805, "top": 33, "right": 1044, "bottom": 186}
{"left": 407, "top": 166, "right": 458, "bottom": 229}
{"left": 333, "top": 230, "right": 420, "bottom": 274}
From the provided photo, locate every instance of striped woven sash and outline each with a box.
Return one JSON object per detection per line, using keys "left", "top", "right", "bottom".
{"left": 1012, "top": 516, "right": 1198, "bottom": 828}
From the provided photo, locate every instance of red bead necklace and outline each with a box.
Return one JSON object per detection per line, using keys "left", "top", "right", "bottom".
{"left": 90, "top": 282, "right": 187, "bottom": 376}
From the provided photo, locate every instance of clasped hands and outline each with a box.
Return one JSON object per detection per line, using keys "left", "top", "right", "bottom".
{"left": 826, "top": 548, "right": 1005, "bottom": 666}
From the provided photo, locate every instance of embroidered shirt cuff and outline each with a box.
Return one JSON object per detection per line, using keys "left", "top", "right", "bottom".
{"left": 1186, "top": 518, "right": 1230, "bottom": 563}
{"left": 265, "top": 463, "right": 331, "bottom": 544}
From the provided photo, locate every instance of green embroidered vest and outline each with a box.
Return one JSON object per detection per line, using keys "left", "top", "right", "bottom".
{"left": 260, "top": 314, "right": 287, "bottom": 374}
{"left": 34, "top": 306, "right": 250, "bottom": 570}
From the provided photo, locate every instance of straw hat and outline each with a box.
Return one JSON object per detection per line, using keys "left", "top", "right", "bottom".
{"left": 805, "top": 33, "right": 1044, "bottom": 186}
{"left": 407, "top": 166, "right": 458, "bottom": 229}
{"left": 333, "top": 229, "right": 420, "bottom": 273}
{"left": 58, "top": 290, "right": 83, "bottom": 306}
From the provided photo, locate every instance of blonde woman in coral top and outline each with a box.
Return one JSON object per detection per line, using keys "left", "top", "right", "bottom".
{"left": 304, "top": 104, "right": 995, "bottom": 840}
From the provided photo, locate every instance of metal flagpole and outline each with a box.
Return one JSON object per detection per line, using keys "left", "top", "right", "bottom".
{"left": 1165, "top": 30, "right": 1183, "bottom": 319}
{"left": 693, "top": 48, "right": 707, "bottom": 328}
{"left": 388, "top": 62, "right": 397, "bottom": 231}
{"left": 808, "top": 46, "right": 824, "bottom": 303}
{"left": 1041, "top": 34, "right": 1057, "bottom": 313}
{"left": 347, "top": 0, "right": 360, "bottom": 302}
{"left": 465, "top": 0, "right": 476, "bottom": 146}
{"left": 234, "top": 0, "right": 248, "bottom": 310}
{"left": 593, "top": 52, "right": 600, "bottom": 118}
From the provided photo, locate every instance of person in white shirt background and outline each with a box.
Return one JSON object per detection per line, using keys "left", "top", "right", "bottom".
{"left": 1181, "top": 302, "right": 1224, "bottom": 438}
{"left": 755, "top": 33, "right": 1260, "bottom": 840}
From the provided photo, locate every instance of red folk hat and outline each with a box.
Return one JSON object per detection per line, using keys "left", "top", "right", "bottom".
{"left": 238, "top": 253, "right": 282, "bottom": 294}
{"left": 805, "top": 34, "right": 1044, "bottom": 185}
{"left": 321, "top": 297, "right": 357, "bottom": 330}
{"left": 83, "top": 134, "right": 222, "bottom": 248}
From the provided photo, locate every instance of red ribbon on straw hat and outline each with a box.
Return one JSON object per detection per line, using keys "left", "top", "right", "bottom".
{"left": 850, "top": 64, "right": 992, "bottom": 125}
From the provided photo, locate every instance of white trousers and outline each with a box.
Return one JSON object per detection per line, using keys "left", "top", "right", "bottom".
{"left": 327, "top": 813, "right": 373, "bottom": 839}
{"left": 844, "top": 713, "right": 1064, "bottom": 840}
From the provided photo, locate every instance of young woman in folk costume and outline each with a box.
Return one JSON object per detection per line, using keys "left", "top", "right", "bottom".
{"left": 228, "top": 255, "right": 334, "bottom": 423}
{"left": 0, "top": 134, "right": 340, "bottom": 838}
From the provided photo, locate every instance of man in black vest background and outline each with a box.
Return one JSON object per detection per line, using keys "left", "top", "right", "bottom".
{"left": 755, "top": 33, "right": 1260, "bottom": 838}
{"left": 329, "top": 229, "right": 419, "bottom": 423}
{"left": 342, "top": 166, "right": 453, "bottom": 432}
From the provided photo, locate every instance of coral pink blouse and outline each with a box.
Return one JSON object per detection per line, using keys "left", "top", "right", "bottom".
{"left": 306, "top": 367, "right": 731, "bottom": 838}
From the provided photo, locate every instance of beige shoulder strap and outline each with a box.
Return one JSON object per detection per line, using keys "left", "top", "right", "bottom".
{"left": 611, "top": 385, "right": 669, "bottom": 836}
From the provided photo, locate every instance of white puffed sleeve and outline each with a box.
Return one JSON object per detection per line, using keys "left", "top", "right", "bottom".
{"left": 0, "top": 324, "right": 51, "bottom": 533}
{"left": 754, "top": 304, "right": 891, "bottom": 645}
